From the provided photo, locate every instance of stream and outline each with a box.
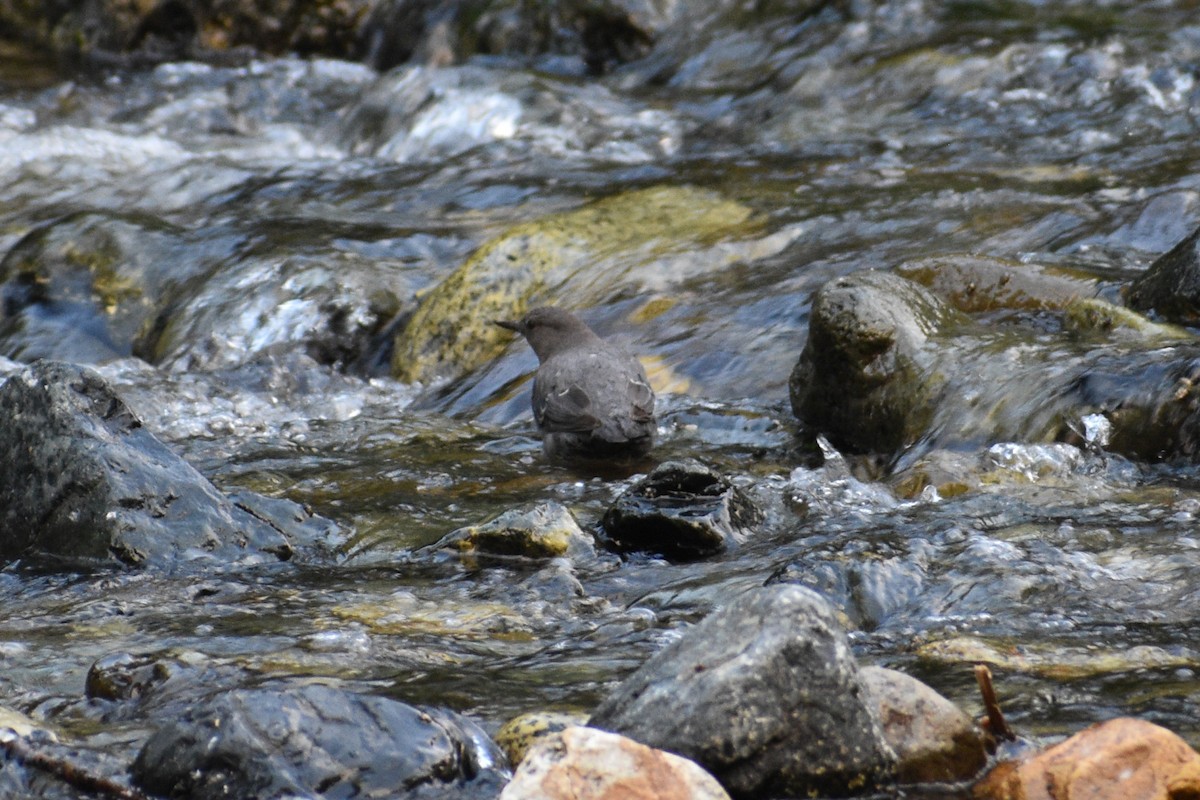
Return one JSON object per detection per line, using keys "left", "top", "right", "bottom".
{"left": 2, "top": 1, "right": 1200, "bottom": 796}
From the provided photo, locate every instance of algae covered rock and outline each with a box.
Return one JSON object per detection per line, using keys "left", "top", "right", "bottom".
{"left": 895, "top": 254, "right": 1096, "bottom": 314}
{"left": 436, "top": 502, "right": 596, "bottom": 560}
{"left": 391, "top": 185, "right": 757, "bottom": 385}
{"left": 496, "top": 711, "right": 589, "bottom": 767}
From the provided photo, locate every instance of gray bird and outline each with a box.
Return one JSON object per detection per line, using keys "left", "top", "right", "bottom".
{"left": 495, "top": 306, "right": 656, "bottom": 461}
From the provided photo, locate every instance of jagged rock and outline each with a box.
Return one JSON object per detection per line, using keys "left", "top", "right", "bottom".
{"left": 0, "top": 361, "right": 338, "bottom": 568}
{"left": 1127, "top": 222, "right": 1200, "bottom": 323}
{"left": 599, "top": 459, "right": 762, "bottom": 560}
{"left": 589, "top": 585, "right": 896, "bottom": 798}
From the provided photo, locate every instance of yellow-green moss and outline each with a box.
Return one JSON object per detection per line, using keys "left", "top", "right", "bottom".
{"left": 391, "top": 185, "right": 757, "bottom": 384}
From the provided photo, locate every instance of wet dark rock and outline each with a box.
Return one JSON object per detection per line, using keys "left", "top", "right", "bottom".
{"left": 131, "top": 683, "right": 510, "bottom": 800}
{"left": 1127, "top": 222, "right": 1200, "bottom": 323}
{"left": 86, "top": 651, "right": 180, "bottom": 703}
{"left": 358, "top": 0, "right": 670, "bottom": 73}
{"left": 858, "top": 666, "right": 987, "bottom": 785}
{"left": 0, "top": 361, "right": 336, "bottom": 568}
{"left": 790, "top": 269, "right": 962, "bottom": 455}
{"left": 598, "top": 460, "right": 762, "bottom": 560}
{"left": 589, "top": 584, "right": 897, "bottom": 798}
{"left": 790, "top": 268, "right": 1200, "bottom": 463}
{"left": 84, "top": 650, "right": 238, "bottom": 717}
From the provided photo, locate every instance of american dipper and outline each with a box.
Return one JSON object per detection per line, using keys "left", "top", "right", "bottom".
{"left": 495, "top": 306, "right": 656, "bottom": 460}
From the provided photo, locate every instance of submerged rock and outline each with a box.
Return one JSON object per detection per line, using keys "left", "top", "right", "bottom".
{"left": 0, "top": 212, "right": 189, "bottom": 365}
{"left": 598, "top": 459, "right": 762, "bottom": 560}
{"left": 391, "top": 185, "right": 757, "bottom": 386}
{"left": 1127, "top": 222, "right": 1200, "bottom": 324}
{"left": 500, "top": 725, "right": 731, "bottom": 800}
{"left": 436, "top": 502, "right": 596, "bottom": 560}
{"left": 589, "top": 584, "right": 896, "bottom": 798}
{"left": 972, "top": 717, "right": 1200, "bottom": 800}
{"left": 131, "top": 683, "right": 509, "bottom": 800}
{"left": 0, "top": 361, "right": 336, "bottom": 568}
{"left": 859, "top": 666, "right": 987, "bottom": 785}
{"left": 359, "top": 0, "right": 675, "bottom": 73}
{"left": 895, "top": 254, "right": 1096, "bottom": 314}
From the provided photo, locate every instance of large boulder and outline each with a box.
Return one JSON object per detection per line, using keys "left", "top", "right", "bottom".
{"left": 390, "top": 185, "right": 756, "bottom": 386}
{"left": 589, "top": 584, "right": 897, "bottom": 798}
{"left": 0, "top": 361, "right": 336, "bottom": 568}
{"left": 131, "top": 683, "right": 509, "bottom": 800}
{"left": 790, "top": 269, "right": 960, "bottom": 455}
{"left": 790, "top": 268, "right": 1200, "bottom": 463}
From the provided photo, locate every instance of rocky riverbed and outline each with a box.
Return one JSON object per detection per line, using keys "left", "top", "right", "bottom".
{"left": 4, "top": 1, "right": 1200, "bottom": 798}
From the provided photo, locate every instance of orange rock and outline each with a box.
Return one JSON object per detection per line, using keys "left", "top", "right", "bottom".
{"left": 973, "top": 717, "right": 1200, "bottom": 800}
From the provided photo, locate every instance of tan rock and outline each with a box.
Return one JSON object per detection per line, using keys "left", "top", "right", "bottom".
{"left": 972, "top": 717, "right": 1200, "bottom": 800}
{"left": 499, "top": 725, "right": 731, "bottom": 800}
{"left": 860, "top": 665, "right": 988, "bottom": 784}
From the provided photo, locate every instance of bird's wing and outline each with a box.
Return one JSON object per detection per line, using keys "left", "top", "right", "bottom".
{"left": 628, "top": 371, "right": 655, "bottom": 423}
{"left": 533, "top": 371, "right": 601, "bottom": 433}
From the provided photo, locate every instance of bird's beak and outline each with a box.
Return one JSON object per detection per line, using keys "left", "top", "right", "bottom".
{"left": 494, "top": 319, "right": 520, "bottom": 332}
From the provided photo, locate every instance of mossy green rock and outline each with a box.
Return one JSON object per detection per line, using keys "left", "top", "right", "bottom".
{"left": 391, "top": 185, "right": 756, "bottom": 384}
{"left": 495, "top": 710, "right": 588, "bottom": 766}
{"left": 439, "top": 502, "right": 595, "bottom": 560}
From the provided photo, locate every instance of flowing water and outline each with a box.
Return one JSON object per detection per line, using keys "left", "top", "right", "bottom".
{"left": 3, "top": 1, "right": 1200, "bottom": 794}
